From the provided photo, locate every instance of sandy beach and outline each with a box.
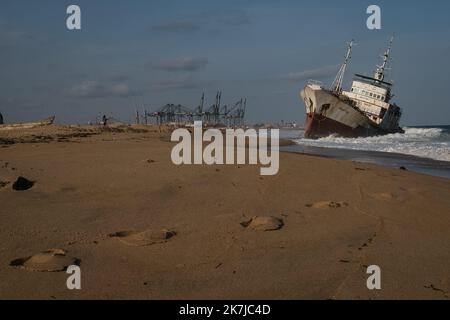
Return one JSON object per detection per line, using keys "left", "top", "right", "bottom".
{"left": 0, "top": 125, "right": 449, "bottom": 300}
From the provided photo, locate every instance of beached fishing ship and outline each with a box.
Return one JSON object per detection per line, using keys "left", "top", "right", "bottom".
{"left": 300, "top": 37, "right": 404, "bottom": 138}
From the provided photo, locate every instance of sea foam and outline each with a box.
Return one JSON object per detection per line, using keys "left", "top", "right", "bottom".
{"left": 294, "top": 127, "right": 450, "bottom": 162}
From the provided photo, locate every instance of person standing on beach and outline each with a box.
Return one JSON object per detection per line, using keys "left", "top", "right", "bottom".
{"left": 102, "top": 114, "right": 108, "bottom": 126}
{"left": 0, "top": 112, "right": 4, "bottom": 125}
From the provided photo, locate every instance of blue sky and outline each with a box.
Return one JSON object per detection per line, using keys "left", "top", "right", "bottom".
{"left": 1, "top": 0, "right": 449, "bottom": 125}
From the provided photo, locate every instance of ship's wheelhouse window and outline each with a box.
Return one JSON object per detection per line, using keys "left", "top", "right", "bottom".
{"left": 377, "top": 95, "right": 381, "bottom": 99}
{"left": 369, "top": 93, "right": 373, "bottom": 97}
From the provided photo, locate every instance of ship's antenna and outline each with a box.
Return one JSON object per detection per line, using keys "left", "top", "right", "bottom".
{"left": 331, "top": 39, "right": 354, "bottom": 93}
{"left": 374, "top": 35, "right": 394, "bottom": 82}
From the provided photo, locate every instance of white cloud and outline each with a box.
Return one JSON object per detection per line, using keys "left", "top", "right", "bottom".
{"left": 65, "top": 81, "right": 134, "bottom": 98}
{"left": 285, "top": 65, "right": 339, "bottom": 82}
{"left": 157, "top": 57, "right": 209, "bottom": 72}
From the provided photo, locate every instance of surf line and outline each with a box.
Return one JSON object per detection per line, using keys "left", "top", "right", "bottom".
{"left": 171, "top": 121, "right": 279, "bottom": 176}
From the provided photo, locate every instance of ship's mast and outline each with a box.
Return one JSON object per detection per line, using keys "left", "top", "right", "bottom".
{"left": 331, "top": 40, "right": 354, "bottom": 93}
{"left": 374, "top": 35, "right": 394, "bottom": 82}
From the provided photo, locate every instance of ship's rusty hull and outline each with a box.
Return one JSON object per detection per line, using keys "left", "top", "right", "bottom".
{"left": 304, "top": 113, "right": 384, "bottom": 138}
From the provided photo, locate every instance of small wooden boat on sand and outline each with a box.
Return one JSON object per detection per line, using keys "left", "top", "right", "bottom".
{"left": 0, "top": 116, "right": 55, "bottom": 131}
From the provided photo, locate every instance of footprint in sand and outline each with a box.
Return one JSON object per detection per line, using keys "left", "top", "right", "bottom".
{"left": 305, "top": 201, "right": 349, "bottom": 209}
{"left": 370, "top": 190, "right": 409, "bottom": 202}
{"left": 241, "top": 216, "right": 284, "bottom": 231}
{"left": 371, "top": 192, "right": 395, "bottom": 201}
{"left": 109, "top": 229, "right": 176, "bottom": 247}
{"left": 10, "top": 249, "right": 79, "bottom": 272}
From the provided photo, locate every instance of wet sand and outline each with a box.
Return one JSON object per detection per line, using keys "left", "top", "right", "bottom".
{"left": 0, "top": 125, "right": 449, "bottom": 299}
{"left": 283, "top": 144, "right": 450, "bottom": 179}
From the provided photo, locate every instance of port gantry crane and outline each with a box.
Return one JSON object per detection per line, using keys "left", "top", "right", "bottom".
{"left": 146, "top": 91, "right": 246, "bottom": 127}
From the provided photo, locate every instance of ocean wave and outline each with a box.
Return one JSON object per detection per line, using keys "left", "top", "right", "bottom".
{"left": 293, "top": 127, "right": 450, "bottom": 162}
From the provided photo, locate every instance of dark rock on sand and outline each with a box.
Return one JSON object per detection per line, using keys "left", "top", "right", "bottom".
{"left": 12, "top": 177, "right": 34, "bottom": 191}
